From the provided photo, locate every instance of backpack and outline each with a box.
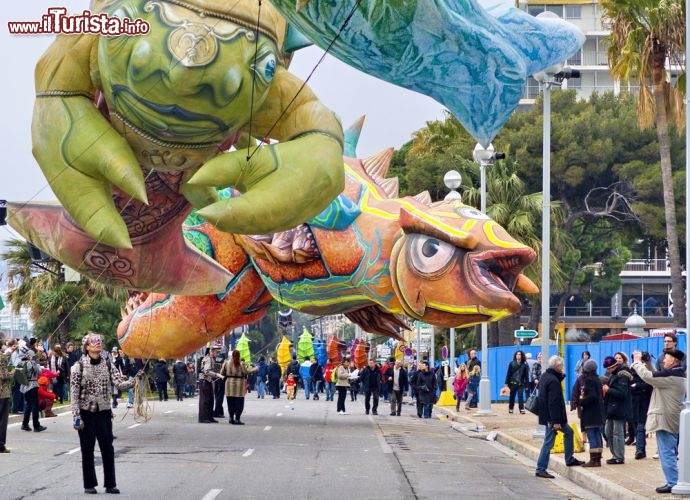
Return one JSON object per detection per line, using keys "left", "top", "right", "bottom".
{"left": 13, "top": 362, "right": 30, "bottom": 386}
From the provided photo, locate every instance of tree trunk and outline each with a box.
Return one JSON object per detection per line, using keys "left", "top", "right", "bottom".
{"left": 652, "top": 54, "right": 686, "bottom": 327}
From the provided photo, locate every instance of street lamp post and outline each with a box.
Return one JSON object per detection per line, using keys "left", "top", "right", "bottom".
{"left": 472, "top": 143, "right": 504, "bottom": 416}
{"left": 531, "top": 25, "right": 580, "bottom": 434}
{"left": 444, "top": 170, "right": 462, "bottom": 377}
{"left": 672, "top": 1, "right": 690, "bottom": 493}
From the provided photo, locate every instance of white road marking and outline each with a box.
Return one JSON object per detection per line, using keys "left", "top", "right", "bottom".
{"left": 201, "top": 489, "right": 223, "bottom": 500}
{"left": 263, "top": 426, "right": 272, "bottom": 431}
{"left": 66, "top": 447, "right": 81, "bottom": 455}
{"left": 242, "top": 448, "right": 254, "bottom": 457}
{"left": 127, "top": 423, "right": 141, "bottom": 429}
{"left": 164, "top": 410, "right": 173, "bottom": 414}
{"left": 276, "top": 412, "right": 283, "bottom": 417}
{"left": 189, "top": 404, "right": 196, "bottom": 407}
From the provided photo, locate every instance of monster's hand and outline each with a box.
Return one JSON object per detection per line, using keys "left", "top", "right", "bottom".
{"left": 187, "top": 132, "right": 343, "bottom": 234}
{"left": 31, "top": 34, "right": 147, "bottom": 249}
{"left": 32, "top": 97, "right": 147, "bottom": 248}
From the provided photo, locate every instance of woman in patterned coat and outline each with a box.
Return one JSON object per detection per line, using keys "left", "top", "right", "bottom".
{"left": 220, "top": 350, "right": 257, "bottom": 425}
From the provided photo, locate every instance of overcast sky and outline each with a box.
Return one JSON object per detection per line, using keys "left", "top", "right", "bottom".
{"left": 0, "top": 0, "right": 447, "bottom": 211}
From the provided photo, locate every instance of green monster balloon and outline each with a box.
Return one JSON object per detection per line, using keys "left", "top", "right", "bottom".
{"left": 235, "top": 333, "right": 252, "bottom": 365}
{"left": 297, "top": 327, "right": 315, "bottom": 363}
{"left": 9, "top": 0, "right": 343, "bottom": 296}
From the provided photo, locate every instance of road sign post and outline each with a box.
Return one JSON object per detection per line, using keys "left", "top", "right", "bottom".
{"left": 514, "top": 328, "right": 538, "bottom": 339}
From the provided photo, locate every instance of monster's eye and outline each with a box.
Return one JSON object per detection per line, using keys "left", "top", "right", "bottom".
{"left": 458, "top": 206, "right": 490, "bottom": 220}
{"left": 253, "top": 54, "right": 276, "bottom": 84}
{"left": 408, "top": 235, "right": 456, "bottom": 276}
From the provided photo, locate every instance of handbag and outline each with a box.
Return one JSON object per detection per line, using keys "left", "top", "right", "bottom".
{"left": 525, "top": 389, "right": 539, "bottom": 415}
{"left": 499, "top": 386, "right": 510, "bottom": 397}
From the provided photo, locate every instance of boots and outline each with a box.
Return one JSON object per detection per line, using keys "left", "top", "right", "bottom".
{"left": 582, "top": 449, "right": 602, "bottom": 467}
{"left": 44, "top": 409, "right": 57, "bottom": 418}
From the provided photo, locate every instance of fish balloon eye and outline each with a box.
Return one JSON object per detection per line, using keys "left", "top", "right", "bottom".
{"left": 458, "top": 206, "right": 490, "bottom": 220}
{"left": 408, "top": 235, "right": 456, "bottom": 276}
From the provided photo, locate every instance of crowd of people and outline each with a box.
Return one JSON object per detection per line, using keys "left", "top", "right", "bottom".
{"left": 1, "top": 332, "right": 686, "bottom": 496}
{"left": 531, "top": 332, "right": 686, "bottom": 495}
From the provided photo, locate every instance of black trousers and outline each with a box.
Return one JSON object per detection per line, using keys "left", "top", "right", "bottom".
{"left": 226, "top": 396, "right": 245, "bottom": 421}
{"left": 175, "top": 382, "right": 185, "bottom": 401}
{"left": 0, "top": 397, "right": 9, "bottom": 448}
{"left": 198, "top": 380, "right": 214, "bottom": 422}
{"left": 78, "top": 410, "right": 116, "bottom": 489}
{"left": 336, "top": 386, "right": 348, "bottom": 413}
{"left": 214, "top": 381, "right": 225, "bottom": 416}
{"left": 22, "top": 387, "right": 40, "bottom": 427}
{"left": 156, "top": 381, "right": 168, "bottom": 401}
{"left": 364, "top": 388, "right": 379, "bottom": 412}
{"left": 268, "top": 378, "right": 280, "bottom": 398}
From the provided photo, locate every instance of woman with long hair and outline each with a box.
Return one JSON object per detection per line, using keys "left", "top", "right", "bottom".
{"left": 453, "top": 364, "right": 469, "bottom": 412}
{"left": 220, "top": 350, "right": 257, "bottom": 424}
{"left": 503, "top": 350, "right": 529, "bottom": 414}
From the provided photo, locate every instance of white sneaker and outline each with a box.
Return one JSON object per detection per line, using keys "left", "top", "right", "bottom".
{"left": 342, "top": 411, "right": 349, "bottom": 415}
{"left": 653, "top": 453, "right": 659, "bottom": 459}
{"left": 337, "top": 411, "right": 344, "bottom": 415}
{"left": 126, "top": 403, "right": 133, "bottom": 408}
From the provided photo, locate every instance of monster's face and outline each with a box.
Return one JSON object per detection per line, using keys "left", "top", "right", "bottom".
{"left": 390, "top": 201, "right": 538, "bottom": 327}
{"left": 98, "top": 0, "right": 278, "bottom": 146}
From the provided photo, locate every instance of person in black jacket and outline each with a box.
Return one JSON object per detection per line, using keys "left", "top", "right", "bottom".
{"left": 172, "top": 359, "right": 187, "bottom": 401}
{"left": 629, "top": 353, "right": 653, "bottom": 459}
{"left": 153, "top": 359, "right": 170, "bottom": 401}
{"left": 602, "top": 355, "right": 632, "bottom": 464}
{"left": 384, "top": 359, "right": 408, "bottom": 416}
{"left": 503, "top": 350, "right": 529, "bottom": 414}
{"left": 578, "top": 359, "right": 605, "bottom": 467}
{"left": 535, "top": 355, "right": 584, "bottom": 478}
{"left": 267, "top": 358, "right": 282, "bottom": 399}
{"left": 308, "top": 358, "right": 323, "bottom": 400}
{"left": 359, "top": 359, "right": 382, "bottom": 415}
{"left": 413, "top": 360, "right": 437, "bottom": 419}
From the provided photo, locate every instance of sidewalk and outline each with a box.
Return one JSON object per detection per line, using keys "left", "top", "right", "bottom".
{"left": 435, "top": 400, "right": 675, "bottom": 500}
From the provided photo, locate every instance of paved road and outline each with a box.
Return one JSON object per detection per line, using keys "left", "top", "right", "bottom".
{"left": 1, "top": 396, "right": 597, "bottom": 499}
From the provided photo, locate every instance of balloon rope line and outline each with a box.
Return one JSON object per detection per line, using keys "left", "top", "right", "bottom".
{"left": 246, "top": 0, "right": 364, "bottom": 161}
{"left": 246, "top": 0, "right": 263, "bottom": 161}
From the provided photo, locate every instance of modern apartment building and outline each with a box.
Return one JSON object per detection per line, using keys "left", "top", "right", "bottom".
{"left": 514, "top": 1, "right": 684, "bottom": 336}
{"left": 518, "top": 0, "right": 615, "bottom": 102}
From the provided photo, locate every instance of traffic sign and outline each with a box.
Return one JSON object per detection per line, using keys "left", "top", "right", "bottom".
{"left": 514, "top": 328, "right": 538, "bottom": 339}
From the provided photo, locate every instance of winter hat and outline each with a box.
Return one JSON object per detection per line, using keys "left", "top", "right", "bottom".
{"left": 603, "top": 356, "right": 618, "bottom": 369}
{"left": 664, "top": 349, "right": 685, "bottom": 362}
{"left": 38, "top": 376, "right": 49, "bottom": 386}
{"left": 19, "top": 346, "right": 34, "bottom": 359}
{"left": 583, "top": 360, "right": 598, "bottom": 374}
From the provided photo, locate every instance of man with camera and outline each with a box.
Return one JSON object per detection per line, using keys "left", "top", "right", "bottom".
{"left": 631, "top": 348, "right": 686, "bottom": 494}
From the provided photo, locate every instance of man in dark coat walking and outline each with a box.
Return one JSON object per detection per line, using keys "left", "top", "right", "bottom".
{"left": 360, "top": 359, "right": 382, "bottom": 415}
{"left": 535, "top": 355, "right": 584, "bottom": 478}
{"left": 384, "top": 359, "right": 408, "bottom": 416}
{"left": 267, "top": 358, "right": 282, "bottom": 399}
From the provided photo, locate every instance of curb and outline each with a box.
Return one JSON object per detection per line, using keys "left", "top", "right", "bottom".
{"left": 438, "top": 407, "right": 647, "bottom": 500}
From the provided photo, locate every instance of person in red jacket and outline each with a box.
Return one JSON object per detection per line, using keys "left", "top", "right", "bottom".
{"left": 37, "top": 376, "right": 57, "bottom": 417}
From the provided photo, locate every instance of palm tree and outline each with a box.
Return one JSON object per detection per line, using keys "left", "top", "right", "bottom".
{"left": 601, "top": 0, "right": 686, "bottom": 326}
{"left": 1, "top": 239, "right": 128, "bottom": 345}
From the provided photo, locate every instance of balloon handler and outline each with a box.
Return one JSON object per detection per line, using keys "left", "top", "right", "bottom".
{"left": 70, "top": 332, "right": 144, "bottom": 495}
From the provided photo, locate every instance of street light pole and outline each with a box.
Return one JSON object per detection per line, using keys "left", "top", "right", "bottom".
{"left": 472, "top": 144, "right": 502, "bottom": 416}
{"left": 672, "top": 0, "right": 690, "bottom": 492}
{"left": 443, "top": 171, "right": 462, "bottom": 378}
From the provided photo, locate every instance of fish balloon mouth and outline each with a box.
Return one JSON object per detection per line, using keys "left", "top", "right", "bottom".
{"left": 466, "top": 247, "right": 537, "bottom": 313}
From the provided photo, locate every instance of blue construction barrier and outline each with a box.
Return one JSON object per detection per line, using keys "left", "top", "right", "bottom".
{"left": 454, "top": 334, "right": 686, "bottom": 403}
